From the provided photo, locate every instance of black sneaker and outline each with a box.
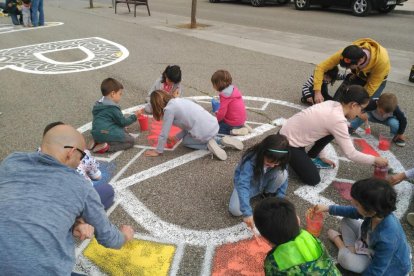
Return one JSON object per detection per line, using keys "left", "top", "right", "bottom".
{"left": 394, "top": 138, "right": 406, "bottom": 147}
{"left": 261, "top": 192, "right": 277, "bottom": 199}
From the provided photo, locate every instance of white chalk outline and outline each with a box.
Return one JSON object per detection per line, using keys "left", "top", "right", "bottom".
{"left": 0, "top": 22, "right": 63, "bottom": 34}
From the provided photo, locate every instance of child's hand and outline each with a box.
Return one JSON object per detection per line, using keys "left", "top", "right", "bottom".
{"left": 320, "top": 157, "right": 336, "bottom": 168}
{"left": 314, "top": 91, "right": 324, "bottom": 104}
{"left": 172, "top": 89, "right": 180, "bottom": 98}
{"left": 135, "top": 108, "right": 144, "bottom": 117}
{"left": 145, "top": 149, "right": 160, "bottom": 157}
{"left": 313, "top": 204, "right": 329, "bottom": 213}
{"left": 167, "top": 136, "right": 177, "bottom": 144}
{"left": 388, "top": 172, "right": 407, "bottom": 186}
{"left": 358, "top": 113, "right": 368, "bottom": 121}
{"left": 243, "top": 216, "right": 255, "bottom": 230}
{"left": 374, "top": 157, "right": 388, "bottom": 167}
{"left": 306, "top": 97, "right": 314, "bottom": 105}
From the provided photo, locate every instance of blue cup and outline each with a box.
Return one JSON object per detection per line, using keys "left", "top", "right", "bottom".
{"left": 211, "top": 98, "right": 220, "bottom": 113}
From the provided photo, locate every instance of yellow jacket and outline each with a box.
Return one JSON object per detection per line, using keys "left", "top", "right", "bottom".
{"left": 313, "top": 38, "right": 390, "bottom": 96}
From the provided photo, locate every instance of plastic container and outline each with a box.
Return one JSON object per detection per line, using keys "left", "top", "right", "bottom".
{"left": 374, "top": 165, "right": 388, "bottom": 179}
{"left": 305, "top": 208, "right": 324, "bottom": 237}
{"left": 378, "top": 133, "right": 392, "bottom": 151}
{"left": 138, "top": 114, "right": 149, "bottom": 131}
{"left": 211, "top": 98, "right": 220, "bottom": 113}
{"left": 365, "top": 123, "right": 371, "bottom": 135}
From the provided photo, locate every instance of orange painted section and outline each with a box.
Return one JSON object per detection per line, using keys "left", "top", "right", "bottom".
{"left": 212, "top": 237, "right": 272, "bottom": 276}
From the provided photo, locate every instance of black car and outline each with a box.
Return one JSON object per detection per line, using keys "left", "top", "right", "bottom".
{"left": 209, "top": 0, "right": 290, "bottom": 7}
{"left": 294, "top": 0, "right": 407, "bottom": 16}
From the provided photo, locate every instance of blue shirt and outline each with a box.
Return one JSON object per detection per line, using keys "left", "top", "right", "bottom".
{"left": 0, "top": 152, "right": 125, "bottom": 276}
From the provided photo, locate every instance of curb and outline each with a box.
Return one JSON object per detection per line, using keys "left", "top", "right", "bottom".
{"left": 393, "top": 9, "right": 414, "bottom": 15}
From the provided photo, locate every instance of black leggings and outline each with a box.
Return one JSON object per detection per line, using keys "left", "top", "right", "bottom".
{"left": 289, "top": 135, "right": 334, "bottom": 186}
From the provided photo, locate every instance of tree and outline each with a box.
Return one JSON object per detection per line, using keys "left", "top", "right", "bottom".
{"left": 191, "top": 0, "right": 197, "bottom": 28}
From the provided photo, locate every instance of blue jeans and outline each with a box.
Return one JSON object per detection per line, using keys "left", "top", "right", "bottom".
{"left": 94, "top": 184, "right": 114, "bottom": 210}
{"left": 9, "top": 13, "right": 22, "bottom": 25}
{"left": 218, "top": 121, "right": 243, "bottom": 135}
{"left": 350, "top": 111, "right": 399, "bottom": 135}
{"left": 31, "top": 0, "right": 44, "bottom": 26}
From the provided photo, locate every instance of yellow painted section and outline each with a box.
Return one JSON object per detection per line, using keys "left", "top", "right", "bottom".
{"left": 84, "top": 238, "right": 176, "bottom": 276}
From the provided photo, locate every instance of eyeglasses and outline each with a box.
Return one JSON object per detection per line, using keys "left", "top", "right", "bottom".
{"left": 64, "top": 146, "right": 86, "bottom": 160}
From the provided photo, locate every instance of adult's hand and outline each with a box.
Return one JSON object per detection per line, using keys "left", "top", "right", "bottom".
{"left": 145, "top": 149, "right": 160, "bottom": 157}
{"left": 388, "top": 172, "right": 407, "bottom": 186}
{"left": 120, "top": 225, "right": 134, "bottom": 242}
{"left": 243, "top": 216, "right": 255, "bottom": 230}
{"left": 374, "top": 157, "right": 388, "bottom": 167}
{"left": 73, "top": 219, "right": 95, "bottom": 240}
{"left": 313, "top": 91, "right": 324, "bottom": 104}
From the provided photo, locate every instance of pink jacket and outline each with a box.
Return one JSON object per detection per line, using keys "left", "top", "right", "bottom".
{"left": 216, "top": 85, "right": 247, "bottom": 126}
{"left": 280, "top": 101, "right": 375, "bottom": 165}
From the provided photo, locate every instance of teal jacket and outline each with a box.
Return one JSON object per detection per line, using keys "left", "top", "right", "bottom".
{"left": 91, "top": 98, "right": 136, "bottom": 143}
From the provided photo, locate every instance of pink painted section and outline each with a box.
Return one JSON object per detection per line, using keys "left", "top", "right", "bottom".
{"left": 353, "top": 139, "right": 380, "bottom": 157}
{"left": 212, "top": 237, "right": 271, "bottom": 276}
{"left": 333, "top": 181, "right": 353, "bottom": 201}
{"left": 147, "top": 119, "right": 182, "bottom": 149}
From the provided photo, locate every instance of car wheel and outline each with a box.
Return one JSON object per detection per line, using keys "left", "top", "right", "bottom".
{"left": 277, "top": 0, "right": 290, "bottom": 4}
{"left": 295, "top": 0, "right": 310, "bottom": 10}
{"left": 251, "top": 0, "right": 265, "bottom": 7}
{"left": 378, "top": 4, "right": 396, "bottom": 13}
{"left": 352, "top": 0, "right": 372, "bottom": 16}
{"left": 209, "top": 0, "right": 220, "bottom": 3}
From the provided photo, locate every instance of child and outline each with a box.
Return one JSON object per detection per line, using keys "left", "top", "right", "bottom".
{"left": 4, "top": 0, "right": 22, "bottom": 25}
{"left": 42, "top": 122, "right": 114, "bottom": 210}
{"left": 301, "top": 66, "right": 345, "bottom": 105}
{"left": 144, "top": 65, "right": 182, "bottom": 113}
{"left": 229, "top": 134, "right": 289, "bottom": 230}
{"left": 21, "top": 0, "right": 31, "bottom": 27}
{"left": 314, "top": 178, "right": 411, "bottom": 275}
{"left": 350, "top": 92, "right": 407, "bottom": 147}
{"left": 144, "top": 90, "right": 243, "bottom": 161}
{"left": 253, "top": 198, "right": 341, "bottom": 275}
{"left": 91, "top": 78, "right": 140, "bottom": 153}
{"left": 211, "top": 70, "right": 249, "bottom": 136}
{"left": 390, "top": 167, "right": 414, "bottom": 226}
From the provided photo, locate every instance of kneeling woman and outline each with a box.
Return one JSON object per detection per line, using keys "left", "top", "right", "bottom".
{"left": 229, "top": 134, "right": 289, "bottom": 230}
{"left": 280, "top": 85, "right": 387, "bottom": 186}
{"left": 144, "top": 90, "right": 243, "bottom": 160}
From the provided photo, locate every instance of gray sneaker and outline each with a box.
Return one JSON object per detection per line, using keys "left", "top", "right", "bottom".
{"left": 221, "top": 136, "right": 244, "bottom": 151}
{"left": 230, "top": 127, "right": 249, "bottom": 136}
{"left": 207, "top": 139, "right": 227, "bottom": 161}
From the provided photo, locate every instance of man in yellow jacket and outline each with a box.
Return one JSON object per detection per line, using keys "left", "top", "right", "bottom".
{"left": 313, "top": 38, "right": 390, "bottom": 104}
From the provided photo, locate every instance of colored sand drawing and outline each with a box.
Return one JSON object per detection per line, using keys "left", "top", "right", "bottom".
{"left": 147, "top": 119, "right": 182, "bottom": 149}
{"left": 353, "top": 139, "right": 380, "bottom": 157}
{"left": 333, "top": 181, "right": 353, "bottom": 201}
{"left": 84, "top": 239, "right": 176, "bottom": 276}
{"left": 212, "top": 237, "right": 271, "bottom": 276}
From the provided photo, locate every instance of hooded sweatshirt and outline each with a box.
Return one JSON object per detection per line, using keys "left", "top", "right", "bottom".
{"left": 216, "top": 85, "right": 247, "bottom": 126}
{"left": 313, "top": 38, "right": 390, "bottom": 96}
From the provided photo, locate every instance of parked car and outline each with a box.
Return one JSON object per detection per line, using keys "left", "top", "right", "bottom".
{"left": 209, "top": 0, "right": 289, "bottom": 7}
{"left": 294, "top": 0, "right": 407, "bottom": 16}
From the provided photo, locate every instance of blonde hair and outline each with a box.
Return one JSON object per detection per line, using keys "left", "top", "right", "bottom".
{"left": 211, "top": 70, "right": 232, "bottom": 91}
{"left": 377, "top": 93, "right": 397, "bottom": 113}
{"left": 150, "top": 90, "right": 174, "bottom": 121}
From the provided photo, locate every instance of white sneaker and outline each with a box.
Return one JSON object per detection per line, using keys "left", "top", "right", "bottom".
{"left": 230, "top": 127, "right": 249, "bottom": 136}
{"left": 407, "top": 213, "right": 414, "bottom": 227}
{"left": 221, "top": 136, "right": 244, "bottom": 151}
{"left": 244, "top": 123, "right": 253, "bottom": 133}
{"left": 207, "top": 139, "right": 227, "bottom": 161}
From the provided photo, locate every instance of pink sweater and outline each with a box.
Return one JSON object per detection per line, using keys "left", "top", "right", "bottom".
{"left": 216, "top": 85, "right": 247, "bottom": 126}
{"left": 280, "top": 101, "right": 375, "bottom": 165}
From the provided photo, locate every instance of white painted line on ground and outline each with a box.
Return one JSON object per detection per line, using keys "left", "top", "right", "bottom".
{"left": 169, "top": 242, "right": 185, "bottom": 276}
{"left": 201, "top": 245, "right": 215, "bottom": 276}
{"left": 109, "top": 148, "right": 146, "bottom": 184}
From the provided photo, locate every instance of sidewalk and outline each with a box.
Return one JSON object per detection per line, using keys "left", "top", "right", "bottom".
{"left": 394, "top": 0, "right": 414, "bottom": 14}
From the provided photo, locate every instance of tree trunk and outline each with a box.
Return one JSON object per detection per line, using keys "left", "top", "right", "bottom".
{"left": 191, "top": 0, "right": 197, "bottom": 29}
{"left": 89, "top": 0, "right": 94, "bottom": 8}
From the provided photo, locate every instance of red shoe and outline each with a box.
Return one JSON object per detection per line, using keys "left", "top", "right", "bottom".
{"left": 93, "top": 143, "right": 110, "bottom": 154}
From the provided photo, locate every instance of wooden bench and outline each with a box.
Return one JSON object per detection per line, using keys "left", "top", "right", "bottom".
{"left": 115, "top": 0, "right": 150, "bottom": 17}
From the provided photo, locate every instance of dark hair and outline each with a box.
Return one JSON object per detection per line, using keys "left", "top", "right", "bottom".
{"left": 211, "top": 70, "right": 232, "bottom": 91}
{"left": 241, "top": 134, "right": 290, "bottom": 182}
{"left": 339, "top": 85, "right": 370, "bottom": 105}
{"left": 150, "top": 90, "right": 174, "bottom": 121}
{"left": 377, "top": 93, "right": 398, "bottom": 113}
{"left": 100, "top": 78, "right": 124, "bottom": 96}
{"left": 351, "top": 178, "right": 397, "bottom": 218}
{"left": 340, "top": 45, "right": 365, "bottom": 68}
{"left": 254, "top": 198, "right": 300, "bottom": 246}
{"left": 325, "top": 66, "right": 339, "bottom": 86}
{"left": 43, "top": 121, "right": 64, "bottom": 137}
{"left": 22, "top": 0, "right": 31, "bottom": 4}
{"left": 162, "top": 65, "right": 181, "bottom": 84}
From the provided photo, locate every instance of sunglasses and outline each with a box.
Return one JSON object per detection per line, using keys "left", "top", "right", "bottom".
{"left": 64, "top": 146, "right": 86, "bottom": 160}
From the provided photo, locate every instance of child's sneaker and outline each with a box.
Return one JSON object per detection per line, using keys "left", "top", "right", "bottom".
{"left": 312, "top": 157, "right": 332, "bottom": 169}
{"left": 394, "top": 138, "right": 406, "bottom": 147}
{"left": 93, "top": 143, "right": 110, "bottom": 154}
{"left": 207, "top": 139, "right": 227, "bottom": 161}
{"left": 221, "top": 136, "right": 244, "bottom": 151}
{"left": 230, "top": 127, "right": 249, "bottom": 136}
{"left": 244, "top": 123, "right": 253, "bottom": 133}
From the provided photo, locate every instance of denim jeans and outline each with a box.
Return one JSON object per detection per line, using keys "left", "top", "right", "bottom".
{"left": 218, "top": 121, "right": 243, "bottom": 135}
{"left": 350, "top": 111, "right": 399, "bottom": 135}
{"left": 31, "top": 0, "right": 44, "bottom": 26}
{"left": 9, "top": 13, "right": 22, "bottom": 25}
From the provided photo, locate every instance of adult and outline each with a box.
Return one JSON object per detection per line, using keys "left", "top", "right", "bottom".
{"left": 31, "top": 0, "right": 44, "bottom": 27}
{"left": 313, "top": 38, "right": 390, "bottom": 104}
{"left": 0, "top": 124, "right": 134, "bottom": 275}
{"left": 4, "top": 0, "right": 22, "bottom": 25}
{"left": 280, "top": 85, "right": 387, "bottom": 186}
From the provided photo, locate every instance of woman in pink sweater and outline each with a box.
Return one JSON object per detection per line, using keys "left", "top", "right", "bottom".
{"left": 280, "top": 85, "right": 388, "bottom": 186}
{"left": 211, "top": 70, "right": 248, "bottom": 136}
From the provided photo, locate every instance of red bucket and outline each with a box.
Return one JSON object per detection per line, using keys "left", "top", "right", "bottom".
{"left": 138, "top": 114, "right": 149, "bottom": 131}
